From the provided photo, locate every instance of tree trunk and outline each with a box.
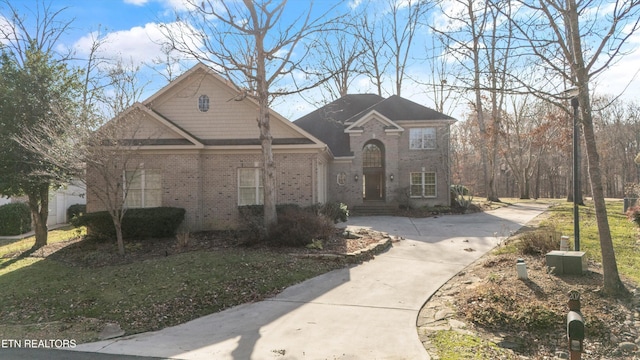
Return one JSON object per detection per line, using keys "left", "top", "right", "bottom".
{"left": 581, "top": 98, "right": 625, "bottom": 295}
{"left": 28, "top": 184, "right": 49, "bottom": 250}
{"left": 112, "top": 215, "right": 125, "bottom": 255}
{"left": 567, "top": 0, "right": 624, "bottom": 295}
{"left": 254, "top": 30, "right": 277, "bottom": 233}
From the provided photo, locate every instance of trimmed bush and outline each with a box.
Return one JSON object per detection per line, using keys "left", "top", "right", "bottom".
{"left": 66, "top": 204, "right": 86, "bottom": 223}
{"left": 74, "top": 207, "right": 185, "bottom": 240}
{"left": 0, "top": 202, "right": 32, "bottom": 236}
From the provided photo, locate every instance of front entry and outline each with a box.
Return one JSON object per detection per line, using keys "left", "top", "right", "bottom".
{"left": 363, "top": 171, "right": 384, "bottom": 200}
{"left": 362, "top": 141, "right": 385, "bottom": 201}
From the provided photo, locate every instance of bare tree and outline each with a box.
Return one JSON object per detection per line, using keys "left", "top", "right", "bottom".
{"left": 387, "top": 0, "right": 431, "bottom": 97}
{"left": 509, "top": 0, "right": 640, "bottom": 295}
{"left": 316, "top": 19, "right": 366, "bottom": 100}
{"left": 431, "top": 0, "right": 514, "bottom": 201}
{"left": 17, "top": 62, "right": 149, "bottom": 255}
{"left": 355, "top": 9, "right": 391, "bottom": 96}
{"left": 161, "top": 0, "right": 340, "bottom": 232}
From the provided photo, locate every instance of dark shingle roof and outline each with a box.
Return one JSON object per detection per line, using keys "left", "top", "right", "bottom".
{"left": 346, "top": 95, "right": 456, "bottom": 122}
{"left": 294, "top": 94, "right": 455, "bottom": 157}
{"left": 294, "top": 94, "right": 384, "bottom": 157}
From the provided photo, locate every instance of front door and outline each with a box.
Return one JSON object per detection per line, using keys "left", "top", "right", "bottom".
{"left": 362, "top": 141, "right": 385, "bottom": 201}
{"left": 363, "top": 171, "right": 383, "bottom": 200}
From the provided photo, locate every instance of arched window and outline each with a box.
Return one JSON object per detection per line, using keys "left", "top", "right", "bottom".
{"left": 363, "top": 143, "right": 382, "bottom": 168}
{"left": 198, "top": 95, "right": 210, "bottom": 112}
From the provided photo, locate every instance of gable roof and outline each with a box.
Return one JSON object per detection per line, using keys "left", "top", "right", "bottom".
{"left": 294, "top": 94, "right": 456, "bottom": 157}
{"left": 110, "top": 62, "right": 327, "bottom": 149}
{"left": 346, "top": 95, "right": 456, "bottom": 123}
{"left": 294, "top": 94, "right": 383, "bottom": 157}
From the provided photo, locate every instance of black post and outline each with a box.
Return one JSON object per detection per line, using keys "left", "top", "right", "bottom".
{"left": 572, "top": 96, "right": 580, "bottom": 251}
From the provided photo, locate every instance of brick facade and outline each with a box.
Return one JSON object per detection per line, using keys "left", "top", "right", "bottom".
{"left": 87, "top": 150, "right": 320, "bottom": 231}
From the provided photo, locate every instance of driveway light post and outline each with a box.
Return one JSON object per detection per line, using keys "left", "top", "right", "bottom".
{"left": 564, "top": 88, "right": 581, "bottom": 251}
{"left": 572, "top": 95, "right": 580, "bottom": 251}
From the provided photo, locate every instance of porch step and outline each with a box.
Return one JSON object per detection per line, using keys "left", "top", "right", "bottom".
{"left": 351, "top": 203, "right": 399, "bottom": 216}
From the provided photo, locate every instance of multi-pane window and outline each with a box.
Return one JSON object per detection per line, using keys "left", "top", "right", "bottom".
{"left": 409, "top": 128, "right": 436, "bottom": 149}
{"left": 124, "top": 170, "right": 162, "bottom": 208}
{"left": 238, "top": 168, "right": 263, "bottom": 205}
{"left": 363, "top": 143, "right": 382, "bottom": 167}
{"left": 198, "top": 94, "right": 210, "bottom": 112}
{"left": 410, "top": 172, "right": 436, "bottom": 197}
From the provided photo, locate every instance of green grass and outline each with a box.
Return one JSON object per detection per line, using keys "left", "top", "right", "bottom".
{"left": 428, "top": 330, "right": 513, "bottom": 359}
{"left": 541, "top": 200, "right": 640, "bottom": 283}
{"left": 0, "top": 225, "right": 86, "bottom": 260}
{"left": 0, "top": 232, "right": 349, "bottom": 342}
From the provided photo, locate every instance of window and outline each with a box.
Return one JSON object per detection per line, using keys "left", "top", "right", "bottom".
{"left": 337, "top": 172, "right": 346, "bottom": 186}
{"left": 238, "top": 168, "right": 263, "bottom": 205}
{"left": 125, "top": 170, "right": 162, "bottom": 208}
{"left": 363, "top": 143, "right": 382, "bottom": 167}
{"left": 198, "top": 95, "right": 209, "bottom": 112}
{"left": 410, "top": 172, "right": 436, "bottom": 198}
{"left": 410, "top": 128, "right": 436, "bottom": 149}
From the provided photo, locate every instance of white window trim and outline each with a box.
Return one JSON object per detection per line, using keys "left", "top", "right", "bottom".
{"left": 409, "top": 128, "right": 436, "bottom": 150}
{"left": 238, "top": 168, "right": 263, "bottom": 206}
{"left": 410, "top": 172, "right": 437, "bottom": 198}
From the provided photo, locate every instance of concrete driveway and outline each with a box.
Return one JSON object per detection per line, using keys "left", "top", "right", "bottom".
{"left": 67, "top": 203, "right": 548, "bottom": 360}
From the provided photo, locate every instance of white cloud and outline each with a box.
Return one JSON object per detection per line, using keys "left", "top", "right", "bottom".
{"left": 348, "top": 0, "right": 364, "bottom": 10}
{"left": 0, "top": 15, "right": 16, "bottom": 46}
{"left": 124, "top": 0, "right": 150, "bottom": 6}
{"left": 72, "top": 21, "right": 202, "bottom": 67}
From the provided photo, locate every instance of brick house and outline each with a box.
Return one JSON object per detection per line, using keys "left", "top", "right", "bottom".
{"left": 294, "top": 94, "right": 456, "bottom": 213}
{"left": 86, "top": 63, "right": 456, "bottom": 230}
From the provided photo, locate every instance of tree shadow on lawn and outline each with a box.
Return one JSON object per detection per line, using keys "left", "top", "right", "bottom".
{"left": 1, "top": 231, "right": 360, "bottom": 359}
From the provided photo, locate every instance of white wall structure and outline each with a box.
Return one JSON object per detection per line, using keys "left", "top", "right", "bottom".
{"left": 47, "top": 182, "right": 86, "bottom": 226}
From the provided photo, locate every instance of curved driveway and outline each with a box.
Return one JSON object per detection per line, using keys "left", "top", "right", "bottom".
{"left": 69, "top": 203, "right": 548, "bottom": 360}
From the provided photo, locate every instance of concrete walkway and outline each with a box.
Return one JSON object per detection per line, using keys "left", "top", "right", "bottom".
{"left": 68, "top": 203, "right": 548, "bottom": 360}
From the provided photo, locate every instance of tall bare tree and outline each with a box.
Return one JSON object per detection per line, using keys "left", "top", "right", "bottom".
{"left": 316, "top": 19, "right": 365, "bottom": 100}
{"left": 387, "top": 0, "right": 431, "bottom": 97}
{"left": 17, "top": 62, "right": 149, "bottom": 255}
{"left": 354, "top": 9, "right": 390, "bottom": 96}
{"left": 161, "top": 0, "right": 339, "bottom": 232}
{"left": 432, "top": 0, "right": 514, "bottom": 201}
{"left": 510, "top": 0, "right": 640, "bottom": 295}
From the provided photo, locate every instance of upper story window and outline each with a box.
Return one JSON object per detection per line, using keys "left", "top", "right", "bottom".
{"left": 410, "top": 128, "right": 436, "bottom": 150}
{"left": 363, "top": 143, "right": 382, "bottom": 168}
{"left": 198, "top": 95, "right": 210, "bottom": 112}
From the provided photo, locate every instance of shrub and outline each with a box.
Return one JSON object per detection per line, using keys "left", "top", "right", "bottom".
{"left": 317, "top": 202, "right": 349, "bottom": 223}
{"left": 626, "top": 205, "right": 640, "bottom": 227}
{"left": 268, "top": 207, "right": 335, "bottom": 247}
{"left": 516, "top": 226, "right": 561, "bottom": 255}
{"left": 74, "top": 207, "right": 185, "bottom": 240}
{"left": 66, "top": 204, "right": 86, "bottom": 223}
{"left": 0, "top": 202, "right": 32, "bottom": 236}
{"left": 451, "top": 184, "right": 473, "bottom": 209}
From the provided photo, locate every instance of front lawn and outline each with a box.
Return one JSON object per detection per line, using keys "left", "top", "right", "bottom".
{"left": 0, "top": 231, "right": 351, "bottom": 343}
